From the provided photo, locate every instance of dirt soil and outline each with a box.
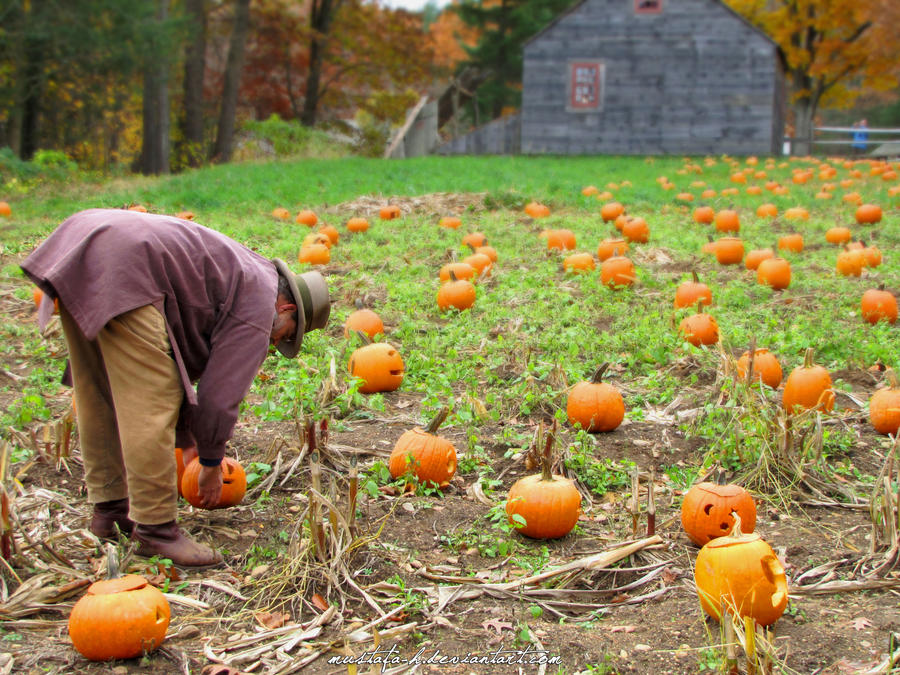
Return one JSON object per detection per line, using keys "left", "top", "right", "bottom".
{"left": 1, "top": 256, "right": 899, "bottom": 675}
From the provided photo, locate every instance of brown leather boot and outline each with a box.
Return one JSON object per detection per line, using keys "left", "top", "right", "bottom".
{"left": 90, "top": 498, "right": 135, "bottom": 539}
{"left": 133, "top": 521, "right": 224, "bottom": 568}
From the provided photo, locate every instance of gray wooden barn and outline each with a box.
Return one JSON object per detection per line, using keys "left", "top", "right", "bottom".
{"left": 434, "top": 0, "right": 785, "bottom": 156}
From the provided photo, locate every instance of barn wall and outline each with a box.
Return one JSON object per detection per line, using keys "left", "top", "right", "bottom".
{"left": 436, "top": 114, "right": 521, "bottom": 155}
{"left": 520, "top": 0, "right": 781, "bottom": 155}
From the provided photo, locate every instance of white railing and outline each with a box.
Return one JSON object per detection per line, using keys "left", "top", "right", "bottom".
{"left": 784, "top": 125, "right": 900, "bottom": 155}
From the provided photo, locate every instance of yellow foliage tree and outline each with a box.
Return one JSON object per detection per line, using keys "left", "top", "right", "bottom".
{"left": 725, "top": 0, "right": 900, "bottom": 153}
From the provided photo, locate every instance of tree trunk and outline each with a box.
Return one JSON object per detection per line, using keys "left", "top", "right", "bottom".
{"left": 18, "top": 1, "right": 47, "bottom": 161}
{"left": 791, "top": 98, "right": 815, "bottom": 156}
{"left": 140, "top": 0, "right": 171, "bottom": 174}
{"left": 211, "top": 0, "right": 251, "bottom": 163}
{"left": 301, "top": 0, "right": 342, "bottom": 127}
{"left": 180, "top": 0, "right": 208, "bottom": 167}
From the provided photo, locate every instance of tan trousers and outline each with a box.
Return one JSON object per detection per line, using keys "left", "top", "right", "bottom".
{"left": 59, "top": 304, "right": 183, "bottom": 525}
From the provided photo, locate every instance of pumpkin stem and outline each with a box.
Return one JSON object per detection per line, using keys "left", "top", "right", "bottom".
{"left": 467, "top": 242, "right": 477, "bottom": 253}
{"left": 803, "top": 347, "right": 815, "bottom": 369}
{"left": 745, "top": 336, "right": 757, "bottom": 385}
{"left": 691, "top": 270, "right": 700, "bottom": 284}
{"left": 729, "top": 511, "right": 743, "bottom": 538}
{"left": 354, "top": 298, "right": 365, "bottom": 310}
{"left": 878, "top": 283, "right": 885, "bottom": 292}
{"left": 590, "top": 363, "right": 611, "bottom": 384}
{"left": 696, "top": 300, "right": 705, "bottom": 314}
{"left": 425, "top": 406, "right": 450, "bottom": 434}
{"left": 540, "top": 420, "right": 557, "bottom": 482}
{"left": 353, "top": 329, "right": 373, "bottom": 345}
{"left": 448, "top": 269, "right": 458, "bottom": 283}
{"left": 886, "top": 368, "right": 899, "bottom": 390}
{"left": 612, "top": 246, "right": 621, "bottom": 257}
{"left": 105, "top": 542, "right": 121, "bottom": 579}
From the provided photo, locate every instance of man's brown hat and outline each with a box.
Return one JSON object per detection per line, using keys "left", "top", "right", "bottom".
{"left": 272, "top": 259, "right": 331, "bottom": 358}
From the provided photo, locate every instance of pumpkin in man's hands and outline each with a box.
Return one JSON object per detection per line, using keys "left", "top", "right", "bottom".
{"left": 181, "top": 457, "right": 247, "bottom": 509}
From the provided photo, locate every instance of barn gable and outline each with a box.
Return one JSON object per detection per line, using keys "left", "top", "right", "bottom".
{"left": 519, "top": 0, "right": 785, "bottom": 155}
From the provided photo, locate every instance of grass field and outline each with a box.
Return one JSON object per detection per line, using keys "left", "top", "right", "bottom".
{"left": 0, "top": 153, "right": 898, "bottom": 674}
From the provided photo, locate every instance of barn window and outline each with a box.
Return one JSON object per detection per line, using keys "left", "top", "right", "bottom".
{"left": 634, "top": 0, "right": 662, "bottom": 14}
{"left": 568, "top": 61, "right": 605, "bottom": 111}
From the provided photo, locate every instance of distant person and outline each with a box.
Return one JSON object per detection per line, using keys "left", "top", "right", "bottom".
{"left": 852, "top": 118, "right": 869, "bottom": 155}
{"left": 21, "top": 209, "right": 330, "bottom": 567}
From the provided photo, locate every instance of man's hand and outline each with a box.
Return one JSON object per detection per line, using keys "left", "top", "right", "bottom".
{"left": 179, "top": 446, "right": 223, "bottom": 507}
{"left": 180, "top": 445, "right": 199, "bottom": 467}
{"left": 197, "top": 465, "right": 223, "bottom": 508}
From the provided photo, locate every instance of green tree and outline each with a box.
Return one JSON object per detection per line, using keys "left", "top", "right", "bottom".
{"left": 454, "top": 0, "right": 576, "bottom": 122}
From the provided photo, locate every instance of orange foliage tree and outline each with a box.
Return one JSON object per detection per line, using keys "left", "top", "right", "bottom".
{"left": 725, "top": 0, "right": 900, "bottom": 153}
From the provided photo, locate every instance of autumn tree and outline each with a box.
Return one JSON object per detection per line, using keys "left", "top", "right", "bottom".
{"left": 725, "top": 0, "right": 900, "bottom": 154}
{"left": 242, "top": 0, "right": 433, "bottom": 127}
{"left": 453, "top": 0, "right": 577, "bottom": 122}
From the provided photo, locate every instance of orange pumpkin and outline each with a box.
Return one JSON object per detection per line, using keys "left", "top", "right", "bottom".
{"left": 714, "top": 209, "right": 740, "bottom": 233}
{"left": 546, "top": 229, "right": 576, "bottom": 251}
{"left": 600, "top": 253, "right": 635, "bottom": 289}
{"left": 348, "top": 342, "right": 404, "bottom": 393}
{"left": 825, "top": 227, "right": 851, "bottom": 245}
{"left": 0, "top": 201, "right": 11, "bottom": 217}
{"left": 272, "top": 207, "right": 291, "bottom": 220}
{"left": 755, "top": 203, "right": 778, "bottom": 218}
{"left": 346, "top": 217, "right": 370, "bottom": 232}
{"left": 596, "top": 238, "right": 629, "bottom": 261}
{"left": 524, "top": 201, "right": 551, "bottom": 218}
{"left": 462, "top": 253, "right": 492, "bottom": 277}
{"left": 389, "top": 408, "right": 457, "bottom": 487}
{"left": 566, "top": 363, "right": 625, "bottom": 432}
{"left": 318, "top": 225, "right": 340, "bottom": 245}
{"left": 600, "top": 202, "right": 625, "bottom": 222}
{"left": 563, "top": 252, "right": 596, "bottom": 273}
{"left": 693, "top": 206, "right": 715, "bottom": 224}
{"left": 379, "top": 205, "right": 402, "bottom": 220}
{"left": 174, "top": 447, "right": 186, "bottom": 498}
{"left": 437, "top": 273, "right": 476, "bottom": 311}
{"left": 506, "top": 430, "right": 581, "bottom": 539}
{"left": 784, "top": 206, "right": 809, "bottom": 220}
{"left": 439, "top": 262, "right": 476, "bottom": 283}
{"left": 679, "top": 306, "right": 719, "bottom": 347}
{"left": 176, "top": 211, "right": 195, "bottom": 221}
{"left": 476, "top": 245, "right": 498, "bottom": 262}
{"left": 744, "top": 247, "right": 774, "bottom": 271}
{"left": 344, "top": 308, "right": 385, "bottom": 339}
{"left": 681, "top": 482, "right": 756, "bottom": 546}
{"left": 298, "top": 243, "right": 330, "bottom": 265}
{"left": 736, "top": 347, "right": 783, "bottom": 389}
{"left": 855, "top": 203, "right": 882, "bottom": 224}
{"left": 714, "top": 237, "right": 744, "bottom": 265}
{"left": 302, "top": 232, "right": 332, "bottom": 249}
{"left": 69, "top": 573, "right": 171, "bottom": 661}
{"left": 461, "top": 232, "right": 488, "bottom": 248}
{"left": 439, "top": 216, "right": 462, "bottom": 229}
{"left": 674, "top": 271, "right": 712, "bottom": 309}
{"left": 757, "top": 256, "right": 791, "bottom": 290}
{"left": 777, "top": 233, "right": 804, "bottom": 253}
{"left": 181, "top": 457, "right": 247, "bottom": 509}
{"left": 863, "top": 245, "right": 882, "bottom": 268}
{"left": 869, "top": 369, "right": 900, "bottom": 435}
{"left": 295, "top": 210, "right": 318, "bottom": 227}
{"left": 861, "top": 285, "right": 897, "bottom": 325}
{"left": 836, "top": 248, "right": 866, "bottom": 277}
{"left": 694, "top": 514, "right": 788, "bottom": 627}
{"left": 621, "top": 216, "right": 649, "bottom": 243}
{"left": 782, "top": 348, "right": 834, "bottom": 414}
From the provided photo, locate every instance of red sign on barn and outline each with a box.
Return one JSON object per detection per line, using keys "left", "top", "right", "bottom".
{"left": 569, "top": 62, "right": 604, "bottom": 110}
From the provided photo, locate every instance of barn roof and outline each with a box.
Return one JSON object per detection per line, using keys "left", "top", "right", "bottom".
{"left": 523, "top": 0, "right": 780, "bottom": 50}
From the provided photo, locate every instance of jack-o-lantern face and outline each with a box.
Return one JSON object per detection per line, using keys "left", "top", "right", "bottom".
{"left": 680, "top": 482, "right": 756, "bottom": 546}
{"left": 348, "top": 343, "right": 405, "bottom": 394}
